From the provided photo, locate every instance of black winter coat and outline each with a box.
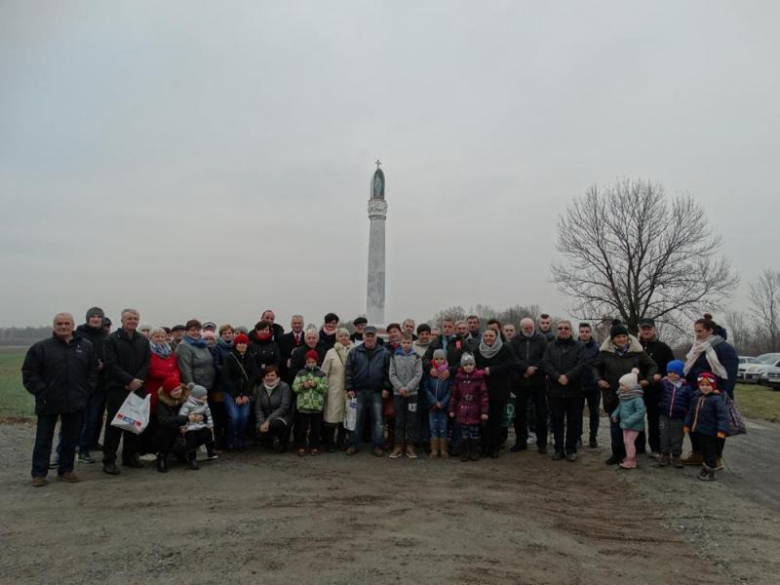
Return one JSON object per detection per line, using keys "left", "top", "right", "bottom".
{"left": 288, "top": 343, "right": 328, "bottom": 383}
{"left": 345, "top": 343, "right": 391, "bottom": 393}
{"left": 221, "top": 349, "right": 259, "bottom": 398}
{"left": 579, "top": 339, "right": 600, "bottom": 389}
{"left": 474, "top": 344, "right": 519, "bottom": 403}
{"left": 508, "top": 333, "right": 548, "bottom": 389}
{"left": 640, "top": 337, "right": 675, "bottom": 377}
{"left": 249, "top": 335, "right": 281, "bottom": 380}
{"left": 104, "top": 328, "right": 150, "bottom": 393}
{"left": 22, "top": 334, "right": 98, "bottom": 415}
{"left": 541, "top": 337, "right": 586, "bottom": 398}
{"left": 156, "top": 386, "right": 191, "bottom": 430}
{"left": 422, "top": 335, "right": 474, "bottom": 377}
{"left": 277, "top": 331, "right": 305, "bottom": 378}
{"left": 75, "top": 323, "right": 107, "bottom": 388}
{"left": 592, "top": 336, "right": 658, "bottom": 413}
{"left": 319, "top": 329, "right": 337, "bottom": 352}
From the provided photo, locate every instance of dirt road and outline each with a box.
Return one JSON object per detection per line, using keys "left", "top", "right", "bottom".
{"left": 1, "top": 420, "right": 778, "bottom": 585}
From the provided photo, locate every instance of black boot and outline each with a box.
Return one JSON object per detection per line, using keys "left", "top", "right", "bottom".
{"left": 156, "top": 453, "right": 168, "bottom": 473}
{"left": 460, "top": 439, "right": 471, "bottom": 462}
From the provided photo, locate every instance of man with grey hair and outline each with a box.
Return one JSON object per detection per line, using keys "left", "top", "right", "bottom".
{"left": 508, "top": 317, "right": 549, "bottom": 453}
{"left": 278, "top": 314, "right": 306, "bottom": 381}
{"left": 102, "top": 308, "right": 150, "bottom": 475}
{"left": 402, "top": 318, "right": 417, "bottom": 340}
{"left": 22, "top": 313, "right": 98, "bottom": 486}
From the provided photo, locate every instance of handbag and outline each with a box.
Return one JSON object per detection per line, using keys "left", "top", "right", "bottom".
{"left": 725, "top": 394, "right": 747, "bottom": 436}
{"left": 344, "top": 397, "right": 358, "bottom": 431}
{"left": 110, "top": 391, "right": 151, "bottom": 435}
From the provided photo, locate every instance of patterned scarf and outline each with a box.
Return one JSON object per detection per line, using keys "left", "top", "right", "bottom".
{"left": 184, "top": 335, "right": 207, "bottom": 349}
{"left": 150, "top": 342, "right": 172, "bottom": 359}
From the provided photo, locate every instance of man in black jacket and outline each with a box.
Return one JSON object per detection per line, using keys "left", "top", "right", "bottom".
{"left": 22, "top": 313, "right": 98, "bottom": 487}
{"left": 74, "top": 307, "right": 108, "bottom": 463}
{"left": 541, "top": 321, "right": 587, "bottom": 462}
{"left": 577, "top": 322, "right": 601, "bottom": 448}
{"left": 102, "top": 308, "right": 150, "bottom": 475}
{"left": 508, "top": 318, "right": 549, "bottom": 454}
{"left": 638, "top": 318, "right": 675, "bottom": 458}
{"left": 277, "top": 314, "right": 305, "bottom": 381}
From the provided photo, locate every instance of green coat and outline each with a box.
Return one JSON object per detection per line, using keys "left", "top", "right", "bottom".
{"left": 292, "top": 367, "right": 328, "bottom": 413}
{"left": 611, "top": 393, "right": 646, "bottom": 432}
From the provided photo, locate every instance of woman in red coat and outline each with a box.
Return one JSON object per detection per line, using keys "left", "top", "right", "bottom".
{"left": 145, "top": 327, "right": 180, "bottom": 415}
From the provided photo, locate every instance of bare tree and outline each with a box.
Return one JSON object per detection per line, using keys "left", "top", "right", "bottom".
{"left": 551, "top": 179, "right": 739, "bottom": 333}
{"left": 724, "top": 310, "right": 752, "bottom": 355}
{"left": 749, "top": 269, "right": 780, "bottom": 352}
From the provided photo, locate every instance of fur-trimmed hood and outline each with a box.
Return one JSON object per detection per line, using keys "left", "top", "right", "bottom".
{"left": 157, "top": 385, "right": 191, "bottom": 408}
{"left": 600, "top": 334, "right": 644, "bottom": 354}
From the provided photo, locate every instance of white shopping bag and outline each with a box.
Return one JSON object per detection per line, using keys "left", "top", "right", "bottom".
{"left": 110, "top": 392, "right": 151, "bottom": 435}
{"left": 343, "top": 397, "right": 358, "bottom": 431}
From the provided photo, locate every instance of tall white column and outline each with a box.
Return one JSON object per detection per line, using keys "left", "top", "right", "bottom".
{"left": 367, "top": 198, "right": 388, "bottom": 325}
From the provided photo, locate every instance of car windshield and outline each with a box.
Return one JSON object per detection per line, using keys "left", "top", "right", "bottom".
{"left": 742, "top": 357, "right": 760, "bottom": 364}
{"left": 757, "top": 354, "right": 780, "bottom": 364}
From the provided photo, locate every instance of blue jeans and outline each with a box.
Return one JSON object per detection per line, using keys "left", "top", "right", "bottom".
{"left": 349, "top": 390, "right": 384, "bottom": 449}
{"left": 223, "top": 393, "right": 251, "bottom": 448}
{"left": 429, "top": 409, "right": 448, "bottom": 438}
{"left": 78, "top": 389, "right": 106, "bottom": 455}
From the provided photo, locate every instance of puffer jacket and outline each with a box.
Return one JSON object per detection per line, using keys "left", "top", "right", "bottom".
{"left": 256, "top": 381, "right": 293, "bottom": 426}
{"left": 345, "top": 343, "right": 391, "bottom": 393}
{"left": 592, "top": 336, "right": 657, "bottom": 414}
{"left": 684, "top": 390, "right": 730, "bottom": 438}
{"left": 249, "top": 335, "right": 281, "bottom": 377}
{"left": 508, "top": 333, "right": 548, "bottom": 389}
{"left": 449, "top": 369, "right": 488, "bottom": 426}
{"left": 156, "top": 385, "right": 192, "bottom": 430}
{"left": 22, "top": 334, "right": 98, "bottom": 415}
{"left": 145, "top": 351, "right": 180, "bottom": 414}
{"left": 424, "top": 376, "right": 451, "bottom": 410}
{"left": 611, "top": 391, "right": 646, "bottom": 432}
{"left": 175, "top": 340, "right": 216, "bottom": 389}
{"left": 292, "top": 366, "right": 328, "bottom": 412}
{"left": 389, "top": 349, "right": 423, "bottom": 395}
{"left": 541, "top": 337, "right": 586, "bottom": 398}
{"left": 659, "top": 378, "right": 692, "bottom": 420}
{"left": 684, "top": 339, "right": 739, "bottom": 398}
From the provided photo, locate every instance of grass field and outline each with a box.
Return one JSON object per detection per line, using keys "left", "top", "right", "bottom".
{"left": 1, "top": 346, "right": 778, "bottom": 422}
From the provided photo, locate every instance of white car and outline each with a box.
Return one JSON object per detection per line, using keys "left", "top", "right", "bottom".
{"left": 737, "top": 356, "right": 762, "bottom": 383}
{"left": 753, "top": 353, "right": 780, "bottom": 386}
{"left": 763, "top": 366, "right": 780, "bottom": 390}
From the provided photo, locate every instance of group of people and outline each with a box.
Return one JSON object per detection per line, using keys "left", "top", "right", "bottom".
{"left": 21, "top": 305, "right": 740, "bottom": 487}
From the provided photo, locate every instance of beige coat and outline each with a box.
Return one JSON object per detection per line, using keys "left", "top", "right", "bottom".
{"left": 321, "top": 342, "right": 352, "bottom": 424}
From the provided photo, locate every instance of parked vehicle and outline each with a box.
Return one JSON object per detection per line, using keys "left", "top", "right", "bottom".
{"left": 737, "top": 356, "right": 762, "bottom": 383}
{"left": 763, "top": 366, "right": 780, "bottom": 390}
{"left": 754, "top": 353, "right": 780, "bottom": 387}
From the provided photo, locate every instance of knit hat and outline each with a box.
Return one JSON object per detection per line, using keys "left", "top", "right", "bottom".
{"left": 162, "top": 377, "right": 181, "bottom": 395}
{"left": 697, "top": 372, "right": 718, "bottom": 390}
{"left": 189, "top": 384, "right": 208, "bottom": 399}
{"left": 461, "top": 352, "right": 475, "bottom": 366}
{"left": 618, "top": 368, "right": 640, "bottom": 390}
{"left": 86, "top": 306, "right": 105, "bottom": 320}
{"left": 433, "top": 349, "right": 447, "bottom": 360}
{"left": 667, "top": 360, "right": 685, "bottom": 376}
{"left": 610, "top": 320, "right": 629, "bottom": 339}
{"left": 234, "top": 333, "right": 250, "bottom": 346}
{"left": 305, "top": 350, "right": 319, "bottom": 363}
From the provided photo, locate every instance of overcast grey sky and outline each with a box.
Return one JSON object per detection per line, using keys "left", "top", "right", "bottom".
{"left": 1, "top": 1, "right": 778, "bottom": 328}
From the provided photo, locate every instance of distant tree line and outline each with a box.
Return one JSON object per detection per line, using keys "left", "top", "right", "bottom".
{"left": 725, "top": 269, "right": 780, "bottom": 356}
{"left": 0, "top": 326, "right": 50, "bottom": 346}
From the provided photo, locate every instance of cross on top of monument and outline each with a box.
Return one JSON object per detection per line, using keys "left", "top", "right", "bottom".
{"left": 375, "top": 159, "right": 381, "bottom": 169}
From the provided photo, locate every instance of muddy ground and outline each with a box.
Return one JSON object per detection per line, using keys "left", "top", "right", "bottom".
{"left": 0, "top": 419, "right": 778, "bottom": 585}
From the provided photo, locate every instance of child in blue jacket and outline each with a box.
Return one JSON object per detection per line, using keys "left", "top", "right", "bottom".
{"left": 684, "top": 372, "right": 730, "bottom": 481}
{"left": 424, "top": 349, "right": 451, "bottom": 459}
{"left": 658, "top": 360, "right": 693, "bottom": 468}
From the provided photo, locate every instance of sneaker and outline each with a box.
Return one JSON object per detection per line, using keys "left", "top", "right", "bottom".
{"left": 714, "top": 458, "right": 725, "bottom": 471}
{"left": 32, "top": 477, "right": 46, "bottom": 488}
{"left": 389, "top": 446, "right": 404, "bottom": 459}
{"left": 103, "top": 463, "right": 121, "bottom": 476}
{"left": 206, "top": 451, "right": 219, "bottom": 461}
{"left": 589, "top": 437, "right": 598, "bottom": 448}
{"left": 187, "top": 459, "right": 200, "bottom": 471}
{"left": 405, "top": 445, "right": 418, "bottom": 459}
{"left": 139, "top": 453, "right": 157, "bottom": 462}
{"left": 78, "top": 452, "right": 95, "bottom": 464}
{"left": 698, "top": 468, "right": 716, "bottom": 482}
{"left": 566, "top": 453, "right": 577, "bottom": 462}
{"left": 657, "top": 454, "right": 671, "bottom": 467}
{"left": 552, "top": 451, "right": 565, "bottom": 461}
{"left": 57, "top": 472, "right": 80, "bottom": 483}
